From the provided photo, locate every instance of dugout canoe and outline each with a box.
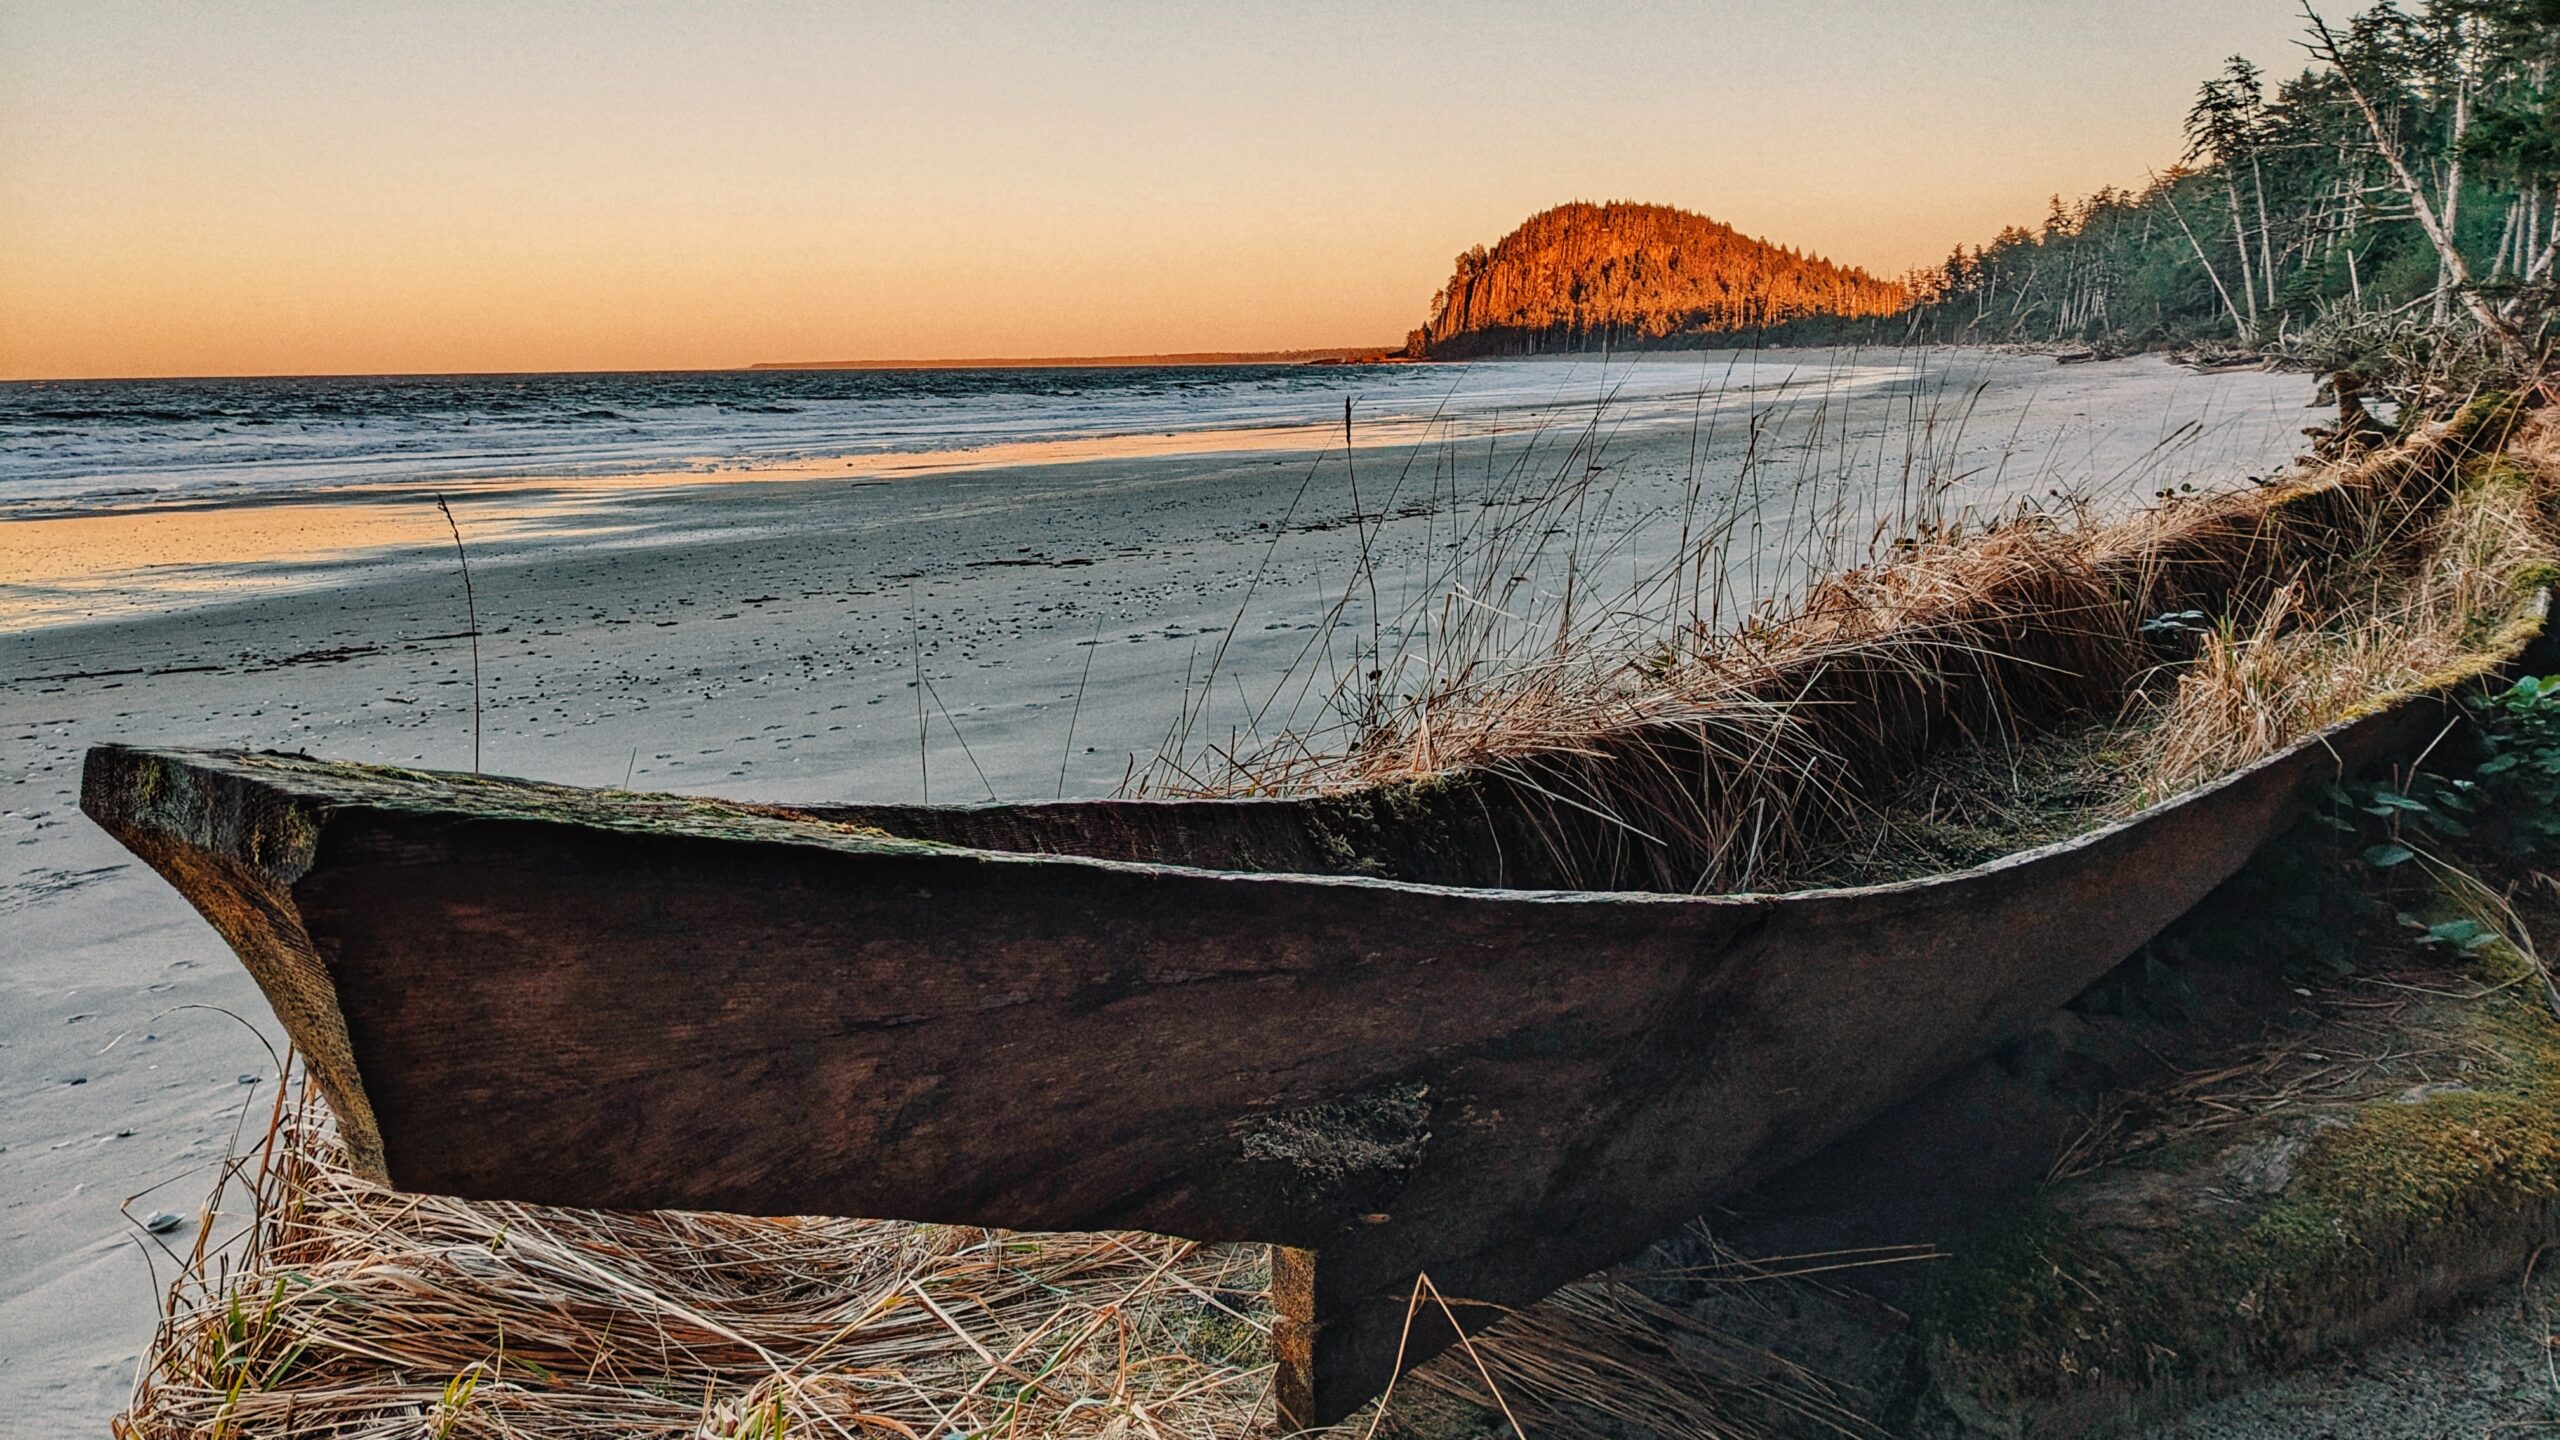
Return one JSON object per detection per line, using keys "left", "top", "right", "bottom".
{"left": 76, "top": 614, "right": 2544, "bottom": 1427}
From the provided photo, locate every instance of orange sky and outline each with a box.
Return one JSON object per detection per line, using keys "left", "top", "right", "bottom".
{"left": 0, "top": 1, "right": 2335, "bottom": 380}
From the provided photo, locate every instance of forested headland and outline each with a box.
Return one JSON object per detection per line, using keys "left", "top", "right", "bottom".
{"left": 1402, "top": 202, "right": 1906, "bottom": 358}
{"left": 1410, "top": 1, "right": 2556, "bottom": 404}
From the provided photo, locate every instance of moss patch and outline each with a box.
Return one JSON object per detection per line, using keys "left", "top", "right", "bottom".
{"left": 1917, "top": 865, "right": 2560, "bottom": 1430}
{"left": 1238, "top": 1080, "right": 1433, "bottom": 1215}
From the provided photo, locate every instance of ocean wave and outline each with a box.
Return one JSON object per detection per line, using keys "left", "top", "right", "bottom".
{"left": 0, "top": 357, "right": 1793, "bottom": 514}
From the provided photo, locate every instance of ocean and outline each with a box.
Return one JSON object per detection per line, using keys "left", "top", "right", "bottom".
{"left": 0, "top": 358, "right": 1836, "bottom": 518}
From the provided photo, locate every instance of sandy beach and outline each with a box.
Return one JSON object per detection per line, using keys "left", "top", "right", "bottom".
{"left": 0, "top": 352, "right": 2317, "bottom": 1426}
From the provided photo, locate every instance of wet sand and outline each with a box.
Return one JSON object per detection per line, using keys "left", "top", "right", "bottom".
{"left": 0, "top": 352, "right": 2317, "bottom": 1425}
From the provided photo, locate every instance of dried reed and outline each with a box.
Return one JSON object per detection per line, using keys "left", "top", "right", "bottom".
{"left": 2136, "top": 408, "right": 2560, "bottom": 801}
{"left": 1182, "top": 382, "right": 2545, "bottom": 895}
{"left": 117, "top": 1077, "right": 1890, "bottom": 1440}
{"left": 118, "top": 1079, "right": 1272, "bottom": 1440}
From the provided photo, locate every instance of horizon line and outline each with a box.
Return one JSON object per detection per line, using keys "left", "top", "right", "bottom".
{"left": 748, "top": 347, "right": 1405, "bottom": 371}
{"left": 0, "top": 346, "right": 1410, "bottom": 384}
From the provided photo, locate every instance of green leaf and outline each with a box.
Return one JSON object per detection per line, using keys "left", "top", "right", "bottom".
{"left": 2425, "top": 918, "right": 2484, "bottom": 946}
{"left": 2364, "top": 843, "right": 2416, "bottom": 868}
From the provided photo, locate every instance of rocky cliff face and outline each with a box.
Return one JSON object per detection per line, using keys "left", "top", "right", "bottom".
{"left": 1406, "top": 201, "right": 1907, "bottom": 358}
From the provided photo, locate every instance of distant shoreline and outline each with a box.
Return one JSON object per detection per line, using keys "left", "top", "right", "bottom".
{"left": 748, "top": 347, "right": 1406, "bottom": 371}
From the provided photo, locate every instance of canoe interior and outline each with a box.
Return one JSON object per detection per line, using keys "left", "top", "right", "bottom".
{"left": 795, "top": 709, "right": 2067, "bottom": 895}
{"left": 797, "top": 429, "right": 2515, "bottom": 895}
{"left": 795, "top": 773, "right": 1582, "bottom": 889}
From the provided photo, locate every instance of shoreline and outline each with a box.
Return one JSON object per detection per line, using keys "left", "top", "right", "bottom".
{"left": 1, "top": 349, "right": 1877, "bottom": 522}
{"left": 0, "top": 349, "right": 1940, "bottom": 636}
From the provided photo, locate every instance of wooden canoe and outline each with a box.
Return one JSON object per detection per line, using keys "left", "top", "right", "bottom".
{"left": 75, "top": 646, "right": 2523, "bottom": 1425}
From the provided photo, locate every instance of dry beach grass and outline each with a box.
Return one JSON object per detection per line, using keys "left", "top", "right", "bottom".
{"left": 2136, "top": 413, "right": 2560, "bottom": 801}
{"left": 114, "top": 1080, "right": 1902, "bottom": 1440}
{"left": 1193, "top": 390, "right": 2556, "bottom": 895}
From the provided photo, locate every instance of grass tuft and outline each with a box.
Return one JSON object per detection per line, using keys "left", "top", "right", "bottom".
{"left": 116, "top": 1080, "right": 1893, "bottom": 1440}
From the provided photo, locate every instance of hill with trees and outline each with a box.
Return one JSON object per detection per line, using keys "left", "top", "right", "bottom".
{"left": 1402, "top": 202, "right": 1907, "bottom": 358}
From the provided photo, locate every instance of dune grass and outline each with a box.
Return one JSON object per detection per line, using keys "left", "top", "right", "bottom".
{"left": 1181, "top": 382, "right": 2552, "bottom": 895}
{"left": 114, "top": 1078, "right": 1906, "bottom": 1440}
{"left": 116, "top": 1079, "right": 1276, "bottom": 1440}
{"left": 1803, "top": 398, "right": 2560, "bottom": 885}
{"left": 2136, "top": 425, "right": 2560, "bottom": 804}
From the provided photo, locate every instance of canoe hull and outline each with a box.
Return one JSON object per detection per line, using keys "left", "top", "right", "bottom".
{"left": 75, "top": 698, "right": 2450, "bottom": 1424}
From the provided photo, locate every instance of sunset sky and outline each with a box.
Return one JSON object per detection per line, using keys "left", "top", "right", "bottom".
{"left": 3, "top": 1, "right": 2340, "bottom": 380}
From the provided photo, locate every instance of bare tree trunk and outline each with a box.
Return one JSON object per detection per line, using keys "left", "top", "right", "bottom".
{"left": 2225, "top": 176, "right": 2259, "bottom": 329}
{"left": 2526, "top": 201, "right": 2560, "bottom": 286}
{"left": 2529, "top": 186, "right": 2546, "bottom": 278}
{"left": 2164, "top": 186, "right": 2251, "bottom": 340}
{"left": 2302, "top": 3, "right": 2521, "bottom": 353}
{"left": 2252, "top": 155, "right": 2279, "bottom": 307}
{"left": 2345, "top": 156, "right": 2367, "bottom": 305}
{"left": 2530, "top": 186, "right": 2556, "bottom": 284}
{"left": 2437, "top": 52, "right": 2471, "bottom": 321}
